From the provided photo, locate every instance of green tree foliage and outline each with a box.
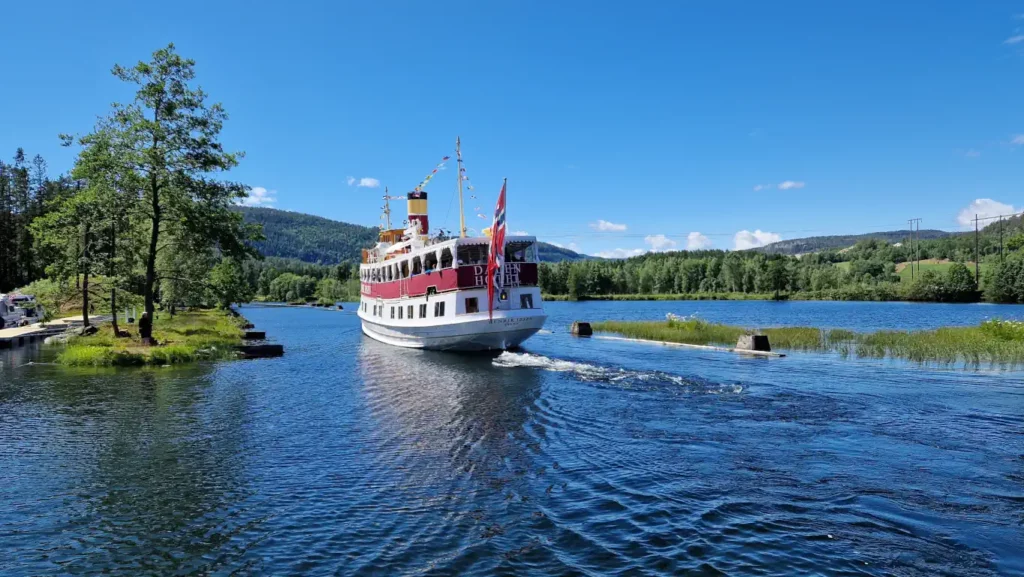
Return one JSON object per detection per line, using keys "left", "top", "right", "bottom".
{"left": 99, "top": 43, "right": 259, "bottom": 338}
{"left": 0, "top": 149, "right": 72, "bottom": 292}
{"left": 537, "top": 240, "right": 992, "bottom": 302}
{"left": 209, "top": 258, "right": 254, "bottom": 308}
{"left": 983, "top": 253, "right": 1024, "bottom": 303}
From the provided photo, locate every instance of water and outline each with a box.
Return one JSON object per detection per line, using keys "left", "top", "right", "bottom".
{"left": 1, "top": 301, "right": 1023, "bottom": 575}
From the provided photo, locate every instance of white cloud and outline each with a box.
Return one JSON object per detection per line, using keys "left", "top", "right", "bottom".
{"left": 1005, "top": 35, "right": 1024, "bottom": 44}
{"left": 357, "top": 177, "right": 380, "bottom": 188}
{"left": 589, "top": 219, "right": 627, "bottom": 232}
{"left": 686, "top": 232, "right": 712, "bottom": 250}
{"left": 733, "top": 229, "right": 781, "bottom": 250}
{"left": 511, "top": 230, "right": 530, "bottom": 236}
{"left": 777, "top": 180, "right": 805, "bottom": 190}
{"left": 753, "top": 184, "right": 773, "bottom": 191}
{"left": 644, "top": 234, "right": 677, "bottom": 251}
{"left": 595, "top": 248, "right": 644, "bottom": 259}
{"left": 1011, "top": 135, "right": 1024, "bottom": 146}
{"left": 239, "top": 186, "right": 276, "bottom": 207}
{"left": 346, "top": 176, "right": 356, "bottom": 186}
{"left": 956, "top": 198, "right": 1018, "bottom": 227}
{"left": 964, "top": 149, "right": 981, "bottom": 158}
{"left": 568, "top": 242, "right": 580, "bottom": 252}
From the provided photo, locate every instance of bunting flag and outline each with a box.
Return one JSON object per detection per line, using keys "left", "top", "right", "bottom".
{"left": 414, "top": 155, "right": 452, "bottom": 191}
{"left": 456, "top": 146, "right": 476, "bottom": 191}
{"left": 486, "top": 179, "right": 507, "bottom": 322}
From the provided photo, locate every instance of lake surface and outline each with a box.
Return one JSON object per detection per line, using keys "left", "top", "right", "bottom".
{"left": 1, "top": 301, "right": 1023, "bottom": 575}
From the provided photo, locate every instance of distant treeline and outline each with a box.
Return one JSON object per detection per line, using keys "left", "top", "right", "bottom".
{"left": 0, "top": 149, "right": 77, "bottom": 292}
{"left": 540, "top": 221, "right": 1024, "bottom": 303}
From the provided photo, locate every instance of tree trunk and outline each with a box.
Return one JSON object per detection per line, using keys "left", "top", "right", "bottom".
{"left": 108, "top": 222, "right": 119, "bottom": 336}
{"left": 141, "top": 173, "right": 160, "bottom": 341}
{"left": 81, "top": 223, "right": 91, "bottom": 328}
{"left": 110, "top": 288, "right": 119, "bottom": 336}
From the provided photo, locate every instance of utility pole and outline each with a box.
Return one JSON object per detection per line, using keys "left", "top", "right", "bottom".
{"left": 974, "top": 214, "right": 980, "bottom": 289}
{"left": 907, "top": 219, "right": 915, "bottom": 280}
{"left": 999, "top": 215, "right": 1004, "bottom": 262}
{"left": 907, "top": 217, "right": 922, "bottom": 279}
{"left": 916, "top": 218, "right": 921, "bottom": 276}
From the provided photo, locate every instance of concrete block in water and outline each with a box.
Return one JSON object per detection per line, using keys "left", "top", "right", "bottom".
{"left": 571, "top": 321, "right": 593, "bottom": 336}
{"left": 736, "top": 334, "right": 771, "bottom": 352}
{"left": 236, "top": 344, "right": 284, "bottom": 359}
{"left": 244, "top": 331, "right": 266, "bottom": 340}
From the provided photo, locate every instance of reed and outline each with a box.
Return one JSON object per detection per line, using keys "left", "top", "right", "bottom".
{"left": 591, "top": 319, "right": 1024, "bottom": 367}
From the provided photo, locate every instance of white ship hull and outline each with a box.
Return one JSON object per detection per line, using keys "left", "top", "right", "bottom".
{"left": 360, "top": 308, "right": 547, "bottom": 351}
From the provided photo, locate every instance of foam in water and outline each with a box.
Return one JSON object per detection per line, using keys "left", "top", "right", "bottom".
{"left": 493, "top": 352, "right": 742, "bottom": 394}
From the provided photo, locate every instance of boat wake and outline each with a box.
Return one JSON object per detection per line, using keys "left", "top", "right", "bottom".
{"left": 493, "top": 351, "right": 743, "bottom": 394}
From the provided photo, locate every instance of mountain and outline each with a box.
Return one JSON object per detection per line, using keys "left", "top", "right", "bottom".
{"left": 234, "top": 206, "right": 589, "bottom": 263}
{"left": 753, "top": 229, "right": 952, "bottom": 255}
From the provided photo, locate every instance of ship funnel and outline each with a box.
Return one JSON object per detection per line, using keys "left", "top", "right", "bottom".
{"left": 407, "top": 191, "right": 428, "bottom": 237}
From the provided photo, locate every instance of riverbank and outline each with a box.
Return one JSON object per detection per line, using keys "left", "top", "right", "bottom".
{"left": 57, "top": 309, "right": 245, "bottom": 366}
{"left": 543, "top": 286, "right": 983, "bottom": 303}
{"left": 544, "top": 292, "right": 781, "bottom": 301}
{"left": 591, "top": 318, "right": 1024, "bottom": 367}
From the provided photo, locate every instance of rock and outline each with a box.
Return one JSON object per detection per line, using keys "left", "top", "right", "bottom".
{"left": 73, "top": 325, "right": 99, "bottom": 337}
{"left": 236, "top": 344, "right": 284, "bottom": 359}
{"left": 570, "top": 321, "right": 593, "bottom": 337}
{"left": 44, "top": 334, "right": 69, "bottom": 345}
{"left": 736, "top": 334, "right": 771, "bottom": 352}
{"left": 244, "top": 331, "right": 266, "bottom": 340}
{"left": 242, "top": 322, "right": 255, "bottom": 329}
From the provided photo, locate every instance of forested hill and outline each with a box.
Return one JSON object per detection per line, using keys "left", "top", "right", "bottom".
{"left": 754, "top": 229, "right": 951, "bottom": 255}
{"left": 235, "top": 207, "right": 379, "bottom": 265}
{"left": 234, "top": 206, "right": 590, "bottom": 264}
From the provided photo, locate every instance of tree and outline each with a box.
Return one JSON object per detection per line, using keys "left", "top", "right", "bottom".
{"left": 102, "top": 44, "right": 259, "bottom": 340}
{"left": 30, "top": 183, "right": 99, "bottom": 326}
{"left": 64, "top": 127, "right": 146, "bottom": 334}
{"left": 209, "top": 257, "right": 253, "bottom": 308}
{"left": 944, "top": 262, "right": 976, "bottom": 302}
{"left": 766, "top": 258, "right": 788, "bottom": 298}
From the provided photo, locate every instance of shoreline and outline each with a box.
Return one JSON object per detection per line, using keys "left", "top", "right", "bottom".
{"left": 543, "top": 293, "right": 997, "bottom": 304}
{"left": 589, "top": 318, "right": 1024, "bottom": 367}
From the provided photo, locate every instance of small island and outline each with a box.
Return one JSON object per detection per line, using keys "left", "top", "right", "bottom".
{"left": 57, "top": 309, "right": 247, "bottom": 367}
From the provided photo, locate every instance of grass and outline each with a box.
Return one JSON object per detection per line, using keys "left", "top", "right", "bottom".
{"left": 895, "top": 260, "right": 990, "bottom": 283}
{"left": 591, "top": 318, "right": 1024, "bottom": 367}
{"left": 56, "top": 309, "right": 245, "bottom": 367}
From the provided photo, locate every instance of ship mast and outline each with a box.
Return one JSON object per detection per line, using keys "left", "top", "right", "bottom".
{"left": 382, "top": 187, "right": 392, "bottom": 230}
{"left": 456, "top": 136, "right": 467, "bottom": 238}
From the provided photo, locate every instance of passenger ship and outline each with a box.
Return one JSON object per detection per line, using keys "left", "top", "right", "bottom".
{"left": 356, "top": 140, "right": 547, "bottom": 351}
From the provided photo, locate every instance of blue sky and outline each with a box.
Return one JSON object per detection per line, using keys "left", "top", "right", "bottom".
{"left": 3, "top": 1, "right": 1024, "bottom": 257}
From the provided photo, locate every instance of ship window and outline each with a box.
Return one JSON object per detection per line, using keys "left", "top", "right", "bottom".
{"left": 401, "top": 261, "right": 410, "bottom": 279}
{"left": 398, "top": 306, "right": 403, "bottom": 319}
{"left": 457, "top": 245, "right": 488, "bottom": 266}
{"left": 440, "top": 248, "right": 453, "bottom": 269}
{"left": 506, "top": 241, "right": 534, "bottom": 263}
{"left": 390, "top": 307, "right": 395, "bottom": 319}
{"left": 412, "top": 257, "right": 422, "bottom": 275}
{"left": 465, "top": 297, "right": 479, "bottom": 314}
{"left": 434, "top": 301, "right": 446, "bottom": 317}
{"left": 423, "top": 252, "right": 438, "bottom": 272}
{"left": 384, "top": 266, "right": 391, "bottom": 282}
{"left": 419, "top": 304, "right": 427, "bottom": 318}
{"left": 407, "top": 305, "right": 414, "bottom": 319}
{"left": 520, "top": 294, "right": 533, "bottom": 309}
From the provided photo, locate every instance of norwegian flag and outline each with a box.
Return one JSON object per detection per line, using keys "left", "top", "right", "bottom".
{"left": 486, "top": 179, "right": 507, "bottom": 321}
